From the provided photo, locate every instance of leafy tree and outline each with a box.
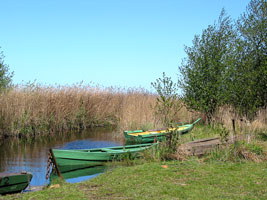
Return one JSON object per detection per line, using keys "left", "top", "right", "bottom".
{"left": 179, "top": 9, "right": 236, "bottom": 124}
{"left": 230, "top": 0, "right": 267, "bottom": 120}
{"left": 0, "top": 48, "right": 13, "bottom": 90}
{"left": 151, "top": 72, "right": 182, "bottom": 127}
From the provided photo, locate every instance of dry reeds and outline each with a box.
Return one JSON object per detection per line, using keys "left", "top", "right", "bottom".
{"left": 0, "top": 83, "right": 265, "bottom": 139}
{"left": 214, "top": 106, "right": 267, "bottom": 135}
{"left": 0, "top": 83, "right": 193, "bottom": 138}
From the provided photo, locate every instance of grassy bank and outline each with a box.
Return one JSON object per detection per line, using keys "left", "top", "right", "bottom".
{"left": 2, "top": 160, "right": 266, "bottom": 200}
{"left": 1, "top": 125, "right": 266, "bottom": 199}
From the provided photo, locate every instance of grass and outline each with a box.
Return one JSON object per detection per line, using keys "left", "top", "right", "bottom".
{"left": 85, "top": 161, "right": 267, "bottom": 200}
{"left": 179, "top": 124, "right": 222, "bottom": 143}
{"left": 2, "top": 160, "right": 266, "bottom": 200}
{"left": 1, "top": 125, "right": 267, "bottom": 200}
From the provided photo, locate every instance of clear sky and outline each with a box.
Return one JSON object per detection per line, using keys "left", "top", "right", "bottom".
{"left": 0, "top": 0, "right": 250, "bottom": 90}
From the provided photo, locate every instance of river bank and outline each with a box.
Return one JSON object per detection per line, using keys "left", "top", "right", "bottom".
{"left": 1, "top": 124, "right": 266, "bottom": 199}
{"left": 2, "top": 160, "right": 266, "bottom": 200}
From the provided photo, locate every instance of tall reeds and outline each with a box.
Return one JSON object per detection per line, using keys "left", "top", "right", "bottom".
{"left": 0, "top": 83, "right": 191, "bottom": 138}
{"left": 0, "top": 83, "right": 265, "bottom": 139}
{"left": 214, "top": 106, "right": 267, "bottom": 136}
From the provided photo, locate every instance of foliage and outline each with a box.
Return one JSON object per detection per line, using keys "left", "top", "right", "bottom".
{"left": 246, "top": 142, "right": 264, "bottom": 155}
{"left": 0, "top": 48, "right": 13, "bottom": 91}
{"left": 179, "top": 0, "right": 266, "bottom": 123}
{"left": 141, "top": 137, "right": 180, "bottom": 162}
{"left": 151, "top": 72, "right": 182, "bottom": 126}
{"left": 257, "top": 131, "right": 267, "bottom": 141}
{"left": 217, "top": 124, "right": 230, "bottom": 143}
{"left": 229, "top": 0, "right": 267, "bottom": 120}
{"left": 179, "top": 9, "right": 236, "bottom": 124}
{"left": 205, "top": 141, "right": 265, "bottom": 162}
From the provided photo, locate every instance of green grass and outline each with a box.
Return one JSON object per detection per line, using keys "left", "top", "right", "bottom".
{"left": 2, "top": 125, "right": 266, "bottom": 200}
{"left": 180, "top": 124, "right": 222, "bottom": 143}
{"left": 2, "top": 160, "right": 266, "bottom": 200}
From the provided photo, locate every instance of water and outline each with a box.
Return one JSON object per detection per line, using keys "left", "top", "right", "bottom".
{"left": 0, "top": 128, "right": 123, "bottom": 186}
{"left": 66, "top": 173, "right": 100, "bottom": 184}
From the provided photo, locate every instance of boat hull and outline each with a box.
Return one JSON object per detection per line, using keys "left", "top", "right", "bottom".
{"left": 52, "top": 143, "right": 157, "bottom": 172}
{"left": 0, "top": 172, "right": 32, "bottom": 195}
{"left": 124, "top": 119, "right": 200, "bottom": 144}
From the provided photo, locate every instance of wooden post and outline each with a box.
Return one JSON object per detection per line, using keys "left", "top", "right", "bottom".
{"left": 232, "top": 119, "right": 236, "bottom": 135}
{"left": 232, "top": 119, "right": 237, "bottom": 143}
{"left": 49, "top": 148, "right": 63, "bottom": 179}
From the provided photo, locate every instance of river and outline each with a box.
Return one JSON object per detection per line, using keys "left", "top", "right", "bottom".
{"left": 0, "top": 127, "right": 123, "bottom": 186}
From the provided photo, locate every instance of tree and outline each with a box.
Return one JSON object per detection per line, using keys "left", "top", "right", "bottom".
{"left": 179, "top": 9, "right": 236, "bottom": 124}
{"left": 0, "top": 48, "right": 13, "bottom": 90}
{"left": 230, "top": 0, "right": 267, "bottom": 120}
{"left": 151, "top": 72, "right": 182, "bottom": 127}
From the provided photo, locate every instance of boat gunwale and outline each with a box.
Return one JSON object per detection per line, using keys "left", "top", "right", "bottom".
{"left": 52, "top": 143, "right": 157, "bottom": 153}
{"left": 125, "top": 124, "right": 193, "bottom": 137}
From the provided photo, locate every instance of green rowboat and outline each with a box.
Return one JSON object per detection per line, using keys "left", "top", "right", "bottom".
{"left": 124, "top": 118, "right": 201, "bottom": 144}
{"left": 0, "top": 171, "right": 32, "bottom": 195}
{"left": 52, "top": 142, "right": 158, "bottom": 173}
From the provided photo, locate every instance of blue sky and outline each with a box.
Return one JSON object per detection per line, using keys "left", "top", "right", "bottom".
{"left": 0, "top": 0, "right": 250, "bottom": 90}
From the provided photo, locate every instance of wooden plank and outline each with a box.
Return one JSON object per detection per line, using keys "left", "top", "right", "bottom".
{"left": 178, "top": 134, "right": 252, "bottom": 156}
{"left": 178, "top": 137, "right": 221, "bottom": 156}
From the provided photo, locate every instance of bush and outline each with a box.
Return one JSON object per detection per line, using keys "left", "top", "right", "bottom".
{"left": 205, "top": 141, "right": 264, "bottom": 162}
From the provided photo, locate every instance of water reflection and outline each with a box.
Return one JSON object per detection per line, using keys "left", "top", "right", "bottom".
{"left": 0, "top": 128, "right": 123, "bottom": 186}
{"left": 50, "top": 165, "right": 107, "bottom": 184}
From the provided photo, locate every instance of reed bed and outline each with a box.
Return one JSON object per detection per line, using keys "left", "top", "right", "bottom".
{"left": 0, "top": 83, "right": 265, "bottom": 139}
{"left": 214, "top": 106, "right": 267, "bottom": 136}
{"left": 0, "top": 84, "right": 190, "bottom": 138}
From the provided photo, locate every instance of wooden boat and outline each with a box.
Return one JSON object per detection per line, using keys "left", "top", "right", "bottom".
{"left": 0, "top": 171, "right": 32, "bottom": 195}
{"left": 124, "top": 118, "right": 201, "bottom": 144}
{"left": 52, "top": 142, "right": 158, "bottom": 173}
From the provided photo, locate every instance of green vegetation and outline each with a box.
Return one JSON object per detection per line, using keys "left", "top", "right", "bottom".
{"left": 179, "top": 9, "right": 236, "bottom": 124}
{"left": 2, "top": 161, "right": 266, "bottom": 200}
{"left": 179, "top": 0, "right": 266, "bottom": 123}
{"left": 232, "top": 0, "right": 267, "bottom": 120}
{"left": 1, "top": 125, "right": 266, "bottom": 200}
{"left": 204, "top": 141, "right": 265, "bottom": 163}
{"left": 151, "top": 72, "right": 182, "bottom": 127}
{"left": 0, "top": 47, "right": 13, "bottom": 91}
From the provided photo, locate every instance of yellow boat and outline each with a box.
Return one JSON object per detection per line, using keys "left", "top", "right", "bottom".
{"left": 124, "top": 118, "right": 200, "bottom": 144}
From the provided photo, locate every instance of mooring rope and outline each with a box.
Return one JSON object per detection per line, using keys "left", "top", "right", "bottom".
{"left": 45, "top": 151, "right": 56, "bottom": 184}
